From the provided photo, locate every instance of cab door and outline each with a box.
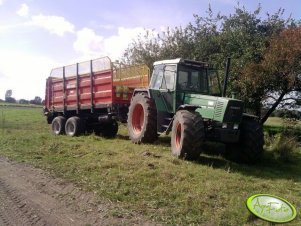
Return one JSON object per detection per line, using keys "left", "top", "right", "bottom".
{"left": 149, "top": 65, "right": 176, "bottom": 133}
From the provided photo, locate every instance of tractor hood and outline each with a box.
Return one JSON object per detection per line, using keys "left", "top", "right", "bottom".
{"left": 183, "top": 94, "right": 244, "bottom": 123}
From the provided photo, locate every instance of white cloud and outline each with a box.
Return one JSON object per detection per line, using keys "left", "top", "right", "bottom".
{"left": 0, "top": 50, "right": 57, "bottom": 100}
{"left": 0, "top": 0, "right": 5, "bottom": 6}
{"left": 98, "top": 24, "right": 115, "bottom": 30}
{"left": 103, "top": 27, "right": 146, "bottom": 60}
{"left": 73, "top": 27, "right": 147, "bottom": 61}
{"left": 73, "top": 28, "right": 105, "bottom": 59}
{"left": 16, "top": 3, "right": 29, "bottom": 17}
{"left": 31, "top": 14, "right": 75, "bottom": 36}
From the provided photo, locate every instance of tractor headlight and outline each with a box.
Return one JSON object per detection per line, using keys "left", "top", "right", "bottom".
{"left": 233, "top": 124, "right": 239, "bottom": 130}
{"left": 222, "top": 123, "right": 227, "bottom": 129}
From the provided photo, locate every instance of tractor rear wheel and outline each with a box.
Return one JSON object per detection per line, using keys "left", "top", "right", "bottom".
{"left": 171, "top": 110, "right": 205, "bottom": 160}
{"left": 127, "top": 93, "right": 157, "bottom": 143}
{"left": 65, "top": 116, "right": 84, "bottom": 137}
{"left": 226, "top": 118, "right": 264, "bottom": 164}
{"left": 51, "top": 116, "right": 66, "bottom": 135}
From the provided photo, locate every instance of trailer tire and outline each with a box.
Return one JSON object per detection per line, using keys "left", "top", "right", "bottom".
{"left": 171, "top": 110, "right": 205, "bottom": 160}
{"left": 226, "top": 118, "right": 264, "bottom": 164}
{"left": 103, "top": 120, "right": 119, "bottom": 138}
{"left": 51, "top": 116, "right": 66, "bottom": 135}
{"left": 65, "top": 116, "right": 83, "bottom": 137}
{"left": 127, "top": 93, "right": 158, "bottom": 143}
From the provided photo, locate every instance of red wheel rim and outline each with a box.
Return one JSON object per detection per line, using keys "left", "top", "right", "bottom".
{"left": 175, "top": 122, "right": 182, "bottom": 149}
{"left": 132, "top": 103, "right": 144, "bottom": 134}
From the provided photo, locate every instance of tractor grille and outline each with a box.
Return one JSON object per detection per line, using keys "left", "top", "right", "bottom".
{"left": 224, "top": 101, "right": 244, "bottom": 122}
{"left": 214, "top": 101, "right": 224, "bottom": 119}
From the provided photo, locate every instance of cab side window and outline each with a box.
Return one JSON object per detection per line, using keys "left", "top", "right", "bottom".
{"left": 150, "top": 65, "right": 164, "bottom": 89}
{"left": 178, "top": 71, "right": 188, "bottom": 90}
{"left": 154, "top": 70, "right": 163, "bottom": 89}
{"left": 161, "top": 65, "right": 176, "bottom": 90}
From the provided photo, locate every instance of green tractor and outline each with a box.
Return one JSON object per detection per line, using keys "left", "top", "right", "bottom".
{"left": 127, "top": 58, "right": 264, "bottom": 163}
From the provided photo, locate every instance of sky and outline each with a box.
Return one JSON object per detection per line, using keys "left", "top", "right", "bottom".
{"left": 0, "top": 0, "right": 300, "bottom": 100}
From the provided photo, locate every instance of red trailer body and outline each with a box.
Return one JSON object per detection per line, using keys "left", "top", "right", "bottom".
{"left": 44, "top": 57, "right": 149, "bottom": 137}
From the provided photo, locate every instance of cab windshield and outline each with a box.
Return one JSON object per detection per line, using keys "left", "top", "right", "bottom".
{"left": 177, "top": 65, "right": 209, "bottom": 94}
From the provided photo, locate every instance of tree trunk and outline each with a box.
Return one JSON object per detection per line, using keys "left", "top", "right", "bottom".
{"left": 260, "top": 91, "right": 286, "bottom": 125}
{"left": 254, "top": 98, "right": 262, "bottom": 118}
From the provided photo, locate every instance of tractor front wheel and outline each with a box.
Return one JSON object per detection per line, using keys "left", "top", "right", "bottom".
{"left": 226, "top": 118, "right": 264, "bottom": 164}
{"left": 171, "top": 110, "right": 205, "bottom": 160}
{"left": 127, "top": 93, "right": 157, "bottom": 143}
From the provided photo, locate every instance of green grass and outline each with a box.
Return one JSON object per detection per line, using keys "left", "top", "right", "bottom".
{"left": 265, "top": 117, "right": 286, "bottom": 127}
{"left": 264, "top": 117, "right": 301, "bottom": 139}
{"left": 0, "top": 102, "right": 42, "bottom": 108}
{"left": 0, "top": 106, "right": 300, "bottom": 225}
{"left": 265, "top": 117, "right": 301, "bottom": 127}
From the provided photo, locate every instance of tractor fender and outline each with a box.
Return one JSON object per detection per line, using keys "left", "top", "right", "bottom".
{"left": 177, "top": 104, "right": 200, "bottom": 111}
{"left": 165, "top": 104, "right": 201, "bottom": 135}
{"left": 132, "top": 88, "right": 150, "bottom": 98}
{"left": 242, "top": 113, "right": 260, "bottom": 122}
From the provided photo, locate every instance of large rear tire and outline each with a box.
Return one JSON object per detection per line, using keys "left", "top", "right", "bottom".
{"left": 226, "top": 118, "right": 264, "bottom": 164}
{"left": 171, "top": 110, "right": 205, "bottom": 160}
{"left": 51, "top": 116, "right": 66, "bottom": 135}
{"left": 127, "top": 93, "right": 157, "bottom": 143}
{"left": 65, "top": 116, "right": 83, "bottom": 137}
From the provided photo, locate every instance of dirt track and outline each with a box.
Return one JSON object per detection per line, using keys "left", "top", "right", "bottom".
{"left": 0, "top": 157, "right": 153, "bottom": 226}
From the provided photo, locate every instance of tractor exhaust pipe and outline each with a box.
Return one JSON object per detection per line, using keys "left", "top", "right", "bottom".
{"left": 222, "top": 57, "right": 231, "bottom": 97}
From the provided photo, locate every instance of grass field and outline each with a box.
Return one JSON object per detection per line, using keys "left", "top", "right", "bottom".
{"left": 265, "top": 117, "right": 301, "bottom": 129}
{"left": 0, "top": 102, "right": 42, "bottom": 108}
{"left": 0, "top": 105, "right": 300, "bottom": 225}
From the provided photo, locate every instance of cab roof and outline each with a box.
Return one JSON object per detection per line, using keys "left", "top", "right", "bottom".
{"left": 153, "top": 58, "right": 209, "bottom": 67}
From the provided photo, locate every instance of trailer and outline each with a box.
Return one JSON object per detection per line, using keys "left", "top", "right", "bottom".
{"left": 44, "top": 56, "right": 149, "bottom": 137}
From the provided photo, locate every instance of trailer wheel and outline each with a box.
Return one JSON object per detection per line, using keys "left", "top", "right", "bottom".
{"left": 51, "top": 116, "right": 66, "bottom": 135}
{"left": 103, "top": 120, "right": 119, "bottom": 138}
{"left": 65, "top": 116, "right": 83, "bottom": 137}
{"left": 127, "top": 93, "right": 157, "bottom": 143}
{"left": 171, "top": 110, "right": 205, "bottom": 160}
{"left": 226, "top": 118, "right": 264, "bottom": 164}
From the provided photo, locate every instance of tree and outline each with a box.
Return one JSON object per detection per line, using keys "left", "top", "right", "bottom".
{"left": 248, "top": 27, "right": 301, "bottom": 124}
{"left": 5, "top": 89, "right": 12, "bottom": 99}
{"left": 19, "top": 99, "right": 29, "bottom": 104}
{"left": 5, "top": 97, "right": 16, "bottom": 103}
{"left": 123, "top": 4, "right": 295, "bottom": 119}
{"left": 30, "top": 96, "right": 42, "bottom": 105}
{"left": 123, "top": 30, "right": 162, "bottom": 69}
{"left": 5, "top": 89, "right": 16, "bottom": 103}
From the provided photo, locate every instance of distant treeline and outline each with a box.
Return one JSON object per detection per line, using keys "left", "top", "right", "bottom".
{"left": 0, "top": 97, "right": 44, "bottom": 105}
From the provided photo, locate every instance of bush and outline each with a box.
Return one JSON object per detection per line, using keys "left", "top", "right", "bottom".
{"left": 19, "top": 99, "right": 29, "bottom": 104}
{"left": 265, "top": 132, "right": 299, "bottom": 162}
{"left": 5, "top": 97, "right": 16, "bottom": 103}
{"left": 271, "top": 109, "right": 301, "bottom": 120}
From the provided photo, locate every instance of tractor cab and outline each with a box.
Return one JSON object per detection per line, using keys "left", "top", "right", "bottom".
{"left": 149, "top": 58, "right": 223, "bottom": 133}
